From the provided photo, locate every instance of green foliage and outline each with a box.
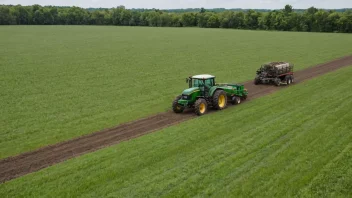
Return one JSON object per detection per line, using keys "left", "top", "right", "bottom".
{"left": 1, "top": 66, "right": 352, "bottom": 197}
{"left": 1, "top": 4, "right": 352, "bottom": 32}
{"left": 1, "top": 26, "right": 352, "bottom": 159}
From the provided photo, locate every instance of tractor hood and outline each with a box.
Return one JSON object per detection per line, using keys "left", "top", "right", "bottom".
{"left": 182, "top": 87, "right": 200, "bottom": 95}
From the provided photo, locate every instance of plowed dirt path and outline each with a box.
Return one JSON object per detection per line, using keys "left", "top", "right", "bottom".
{"left": 1, "top": 55, "right": 352, "bottom": 184}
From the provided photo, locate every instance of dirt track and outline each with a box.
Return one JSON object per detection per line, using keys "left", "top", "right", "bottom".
{"left": 1, "top": 55, "right": 352, "bottom": 184}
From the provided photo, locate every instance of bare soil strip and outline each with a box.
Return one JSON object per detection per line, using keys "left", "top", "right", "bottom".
{"left": 1, "top": 55, "right": 351, "bottom": 184}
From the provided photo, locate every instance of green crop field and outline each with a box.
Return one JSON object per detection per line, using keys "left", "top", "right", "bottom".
{"left": 1, "top": 26, "right": 352, "bottom": 159}
{"left": 1, "top": 65, "right": 351, "bottom": 197}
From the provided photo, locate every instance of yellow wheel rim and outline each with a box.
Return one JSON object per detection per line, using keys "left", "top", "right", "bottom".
{"left": 218, "top": 95, "right": 225, "bottom": 107}
{"left": 199, "top": 103, "right": 206, "bottom": 113}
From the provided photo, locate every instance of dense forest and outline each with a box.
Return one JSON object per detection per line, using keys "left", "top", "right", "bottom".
{"left": 1, "top": 4, "right": 352, "bottom": 33}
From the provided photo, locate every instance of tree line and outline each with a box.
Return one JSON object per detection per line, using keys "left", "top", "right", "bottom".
{"left": 1, "top": 4, "right": 351, "bottom": 33}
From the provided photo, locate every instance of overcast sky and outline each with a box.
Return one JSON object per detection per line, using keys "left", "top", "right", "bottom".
{"left": 1, "top": 0, "right": 351, "bottom": 9}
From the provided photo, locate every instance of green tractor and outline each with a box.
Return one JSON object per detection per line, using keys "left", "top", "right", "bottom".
{"left": 172, "top": 74, "right": 248, "bottom": 116}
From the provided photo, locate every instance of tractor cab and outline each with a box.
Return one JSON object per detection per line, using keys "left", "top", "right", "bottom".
{"left": 186, "top": 74, "right": 215, "bottom": 90}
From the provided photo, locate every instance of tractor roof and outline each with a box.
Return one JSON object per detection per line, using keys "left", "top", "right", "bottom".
{"left": 263, "top": 62, "right": 290, "bottom": 68}
{"left": 265, "top": 61, "right": 288, "bottom": 66}
{"left": 191, "top": 74, "right": 215, "bottom": 79}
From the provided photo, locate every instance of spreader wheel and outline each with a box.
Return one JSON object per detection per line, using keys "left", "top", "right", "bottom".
{"left": 242, "top": 94, "right": 247, "bottom": 100}
{"left": 254, "top": 78, "right": 260, "bottom": 85}
{"left": 231, "top": 96, "right": 241, "bottom": 105}
{"left": 285, "top": 76, "right": 292, "bottom": 85}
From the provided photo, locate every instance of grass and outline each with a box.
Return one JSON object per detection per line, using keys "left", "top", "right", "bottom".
{"left": 1, "top": 26, "right": 352, "bottom": 159}
{"left": 1, "top": 65, "right": 351, "bottom": 197}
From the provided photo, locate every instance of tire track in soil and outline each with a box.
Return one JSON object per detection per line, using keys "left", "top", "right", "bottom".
{"left": 1, "top": 55, "right": 352, "bottom": 184}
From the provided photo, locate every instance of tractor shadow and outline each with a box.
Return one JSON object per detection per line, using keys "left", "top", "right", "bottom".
{"left": 179, "top": 102, "right": 245, "bottom": 116}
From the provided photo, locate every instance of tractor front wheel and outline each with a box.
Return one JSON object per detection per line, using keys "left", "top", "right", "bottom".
{"left": 194, "top": 98, "right": 208, "bottom": 116}
{"left": 172, "top": 95, "right": 184, "bottom": 113}
{"left": 212, "top": 90, "right": 227, "bottom": 110}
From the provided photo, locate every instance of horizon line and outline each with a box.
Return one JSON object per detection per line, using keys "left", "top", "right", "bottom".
{"left": 1, "top": 4, "right": 352, "bottom": 10}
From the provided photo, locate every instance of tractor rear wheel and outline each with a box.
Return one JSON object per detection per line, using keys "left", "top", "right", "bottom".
{"left": 274, "top": 78, "right": 281, "bottom": 86}
{"left": 172, "top": 95, "right": 184, "bottom": 113}
{"left": 195, "top": 98, "right": 208, "bottom": 116}
{"left": 212, "top": 90, "right": 227, "bottom": 110}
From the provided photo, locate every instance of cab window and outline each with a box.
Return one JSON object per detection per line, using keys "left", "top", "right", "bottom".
{"left": 192, "top": 78, "right": 214, "bottom": 87}
{"left": 193, "top": 79, "right": 202, "bottom": 87}
{"left": 205, "top": 79, "right": 214, "bottom": 87}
